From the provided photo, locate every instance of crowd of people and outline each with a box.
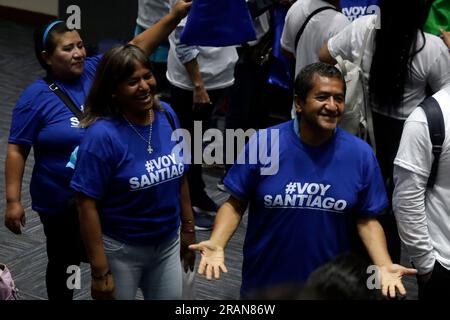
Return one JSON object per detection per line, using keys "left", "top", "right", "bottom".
{"left": 3, "top": 0, "right": 450, "bottom": 300}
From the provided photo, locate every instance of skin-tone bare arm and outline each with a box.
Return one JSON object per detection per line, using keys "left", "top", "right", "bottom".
{"left": 184, "top": 58, "right": 211, "bottom": 108}
{"left": 189, "top": 196, "right": 247, "bottom": 280}
{"left": 129, "top": 0, "right": 192, "bottom": 56}
{"left": 357, "top": 217, "right": 417, "bottom": 298}
{"left": 179, "top": 175, "right": 196, "bottom": 271}
{"left": 76, "top": 193, "right": 114, "bottom": 300}
{"left": 4, "top": 144, "right": 31, "bottom": 234}
{"left": 210, "top": 197, "right": 247, "bottom": 248}
{"left": 357, "top": 217, "right": 392, "bottom": 266}
{"left": 440, "top": 29, "right": 450, "bottom": 49}
{"left": 319, "top": 41, "right": 337, "bottom": 65}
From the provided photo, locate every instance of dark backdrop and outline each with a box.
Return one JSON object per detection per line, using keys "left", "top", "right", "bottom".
{"left": 58, "top": 0, "right": 138, "bottom": 53}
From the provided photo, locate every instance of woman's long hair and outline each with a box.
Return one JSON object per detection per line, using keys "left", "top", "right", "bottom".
{"left": 369, "top": 0, "right": 432, "bottom": 112}
{"left": 81, "top": 44, "right": 161, "bottom": 128}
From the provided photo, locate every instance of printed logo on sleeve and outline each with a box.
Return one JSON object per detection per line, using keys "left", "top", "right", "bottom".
{"left": 264, "top": 182, "right": 347, "bottom": 213}
{"left": 129, "top": 153, "right": 184, "bottom": 191}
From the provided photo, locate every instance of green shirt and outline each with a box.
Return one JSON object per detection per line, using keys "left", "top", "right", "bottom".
{"left": 424, "top": 0, "right": 450, "bottom": 36}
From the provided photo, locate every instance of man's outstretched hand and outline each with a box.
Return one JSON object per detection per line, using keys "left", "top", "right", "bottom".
{"left": 379, "top": 264, "right": 417, "bottom": 299}
{"left": 189, "top": 240, "right": 228, "bottom": 280}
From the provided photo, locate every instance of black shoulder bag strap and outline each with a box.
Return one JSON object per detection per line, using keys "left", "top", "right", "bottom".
{"left": 420, "top": 96, "right": 445, "bottom": 188}
{"left": 163, "top": 109, "right": 176, "bottom": 131}
{"left": 44, "top": 76, "right": 84, "bottom": 120}
{"left": 294, "top": 6, "right": 338, "bottom": 52}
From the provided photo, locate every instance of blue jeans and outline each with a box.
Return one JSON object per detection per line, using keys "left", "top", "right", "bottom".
{"left": 103, "top": 234, "right": 182, "bottom": 300}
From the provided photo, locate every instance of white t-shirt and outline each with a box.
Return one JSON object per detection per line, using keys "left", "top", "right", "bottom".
{"left": 328, "top": 15, "right": 450, "bottom": 120}
{"left": 393, "top": 86, "right": 450, "bottom": 274}
{"left": 281, "top": 0, "right": 350, "bottom": 77}
{"left": 166, "top": 0, "right": 238, "bottom": 91}
{"left": 136, "top": 0, "right": 170, "bottom": 29}
{"left": 248, "top": 11, "right": 270, "bottom": 47}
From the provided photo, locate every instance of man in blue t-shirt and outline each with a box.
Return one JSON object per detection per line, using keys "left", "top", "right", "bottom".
{"left": 190, "top": 62, "right": 417, "bottom": 299}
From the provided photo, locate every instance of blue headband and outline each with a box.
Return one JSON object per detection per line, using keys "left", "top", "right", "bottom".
{"left": 42, "top": 20, "right": 64, "bottom": 48}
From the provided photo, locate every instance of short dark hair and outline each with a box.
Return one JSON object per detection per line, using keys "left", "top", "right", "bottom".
{"left": 34, "top": 21, "right": 75, "bottom": 72}
{"left": 294, "top": 62, "right": 345, "bottom": 103}
{"left": 299, "top": 253, "right": 382, "bottom": 300}
{"left": 81, "top": 44, "right": 161, "bottom": 127}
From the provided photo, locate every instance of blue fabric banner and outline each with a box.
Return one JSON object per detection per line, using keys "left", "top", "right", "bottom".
{"left": 180, "top": 0, "right": 257, "bottom": 47}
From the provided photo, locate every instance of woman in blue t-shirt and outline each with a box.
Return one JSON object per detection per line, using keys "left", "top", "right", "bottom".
{"left": 4, "top": 1, "right": 192, "bottom": 300}
{"left": 71, "top": 44, "right": 195, "bottom": 300}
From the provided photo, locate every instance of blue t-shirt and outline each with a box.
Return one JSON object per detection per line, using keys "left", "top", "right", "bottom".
{"left": 8, "top": 55, "right": 102, "bottom": 214}
{"left": 71, "top": 104, "right": 186, "bottom": 246}
{"left": 341, "top": 0, "right": 380, "bottom": 21}
{"left": 224, "top": 120, "right": 388, "bottom": 297}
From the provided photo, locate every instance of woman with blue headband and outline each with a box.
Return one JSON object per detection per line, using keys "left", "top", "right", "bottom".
{"left": 4, "top": 0, "right": 192, "bottom": 300}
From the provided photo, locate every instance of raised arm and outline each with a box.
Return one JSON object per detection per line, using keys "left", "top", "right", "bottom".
{"left": 129, "top": 0, "right": 192, "bottom": 56}
{"left": 189, "top": 196, "right": 247, "bottom": 280}
{"left": 4, "top": 144, "right": 30, "bottom": 234}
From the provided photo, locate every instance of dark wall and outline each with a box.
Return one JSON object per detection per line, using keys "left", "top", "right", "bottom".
{"left": 58, "top": 0, "right": 138, "bottom": 52}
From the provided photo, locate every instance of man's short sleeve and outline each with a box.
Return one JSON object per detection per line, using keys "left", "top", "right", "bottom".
{"left": 355, "top": 149, "right": 388, "bottom": 216}
{"left": 394, "top": 108, "right": 433, "bottom": 178}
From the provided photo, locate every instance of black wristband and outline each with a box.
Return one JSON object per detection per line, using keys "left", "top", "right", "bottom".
{"left": 92, "top": 269, "right": 111, "bottom": 280}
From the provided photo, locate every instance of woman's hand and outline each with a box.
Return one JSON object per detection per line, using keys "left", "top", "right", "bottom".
{"left": 4, "top": 201, "right": 26, "bottom": 234}
{"left": 91, "top": 271, "right": 115, "bottom": 300}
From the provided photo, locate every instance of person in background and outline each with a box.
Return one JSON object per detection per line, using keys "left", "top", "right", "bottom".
{"left": 299, "top": 253, "right": 383, "bottom": 300}
{"left": 71, "top": 44, "right": 195, "bottom": 300}
{"left": 166, "top": 0, "right": 238, "bottom": 230}
{"left": 340, "top": 0, "right": 380, "bottom": 21}
{"left": 135, "top": 0, "right": 171, "bottom": 99}
{"left": 319, "top": 0, "right": 450, "bottom": 263}
{"left": 281, "top": 0, "right": 349, "bottom": 78}
{"left": 3, "top": 0, "right": 192, "bottom": 300}
{"left": 393, "top": 86, "right": 450, "bottom": 300}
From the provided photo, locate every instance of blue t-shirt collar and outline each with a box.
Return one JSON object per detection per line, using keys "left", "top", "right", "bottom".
{"left": 292, "top": 114, "right": 338, "bottom": 147}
